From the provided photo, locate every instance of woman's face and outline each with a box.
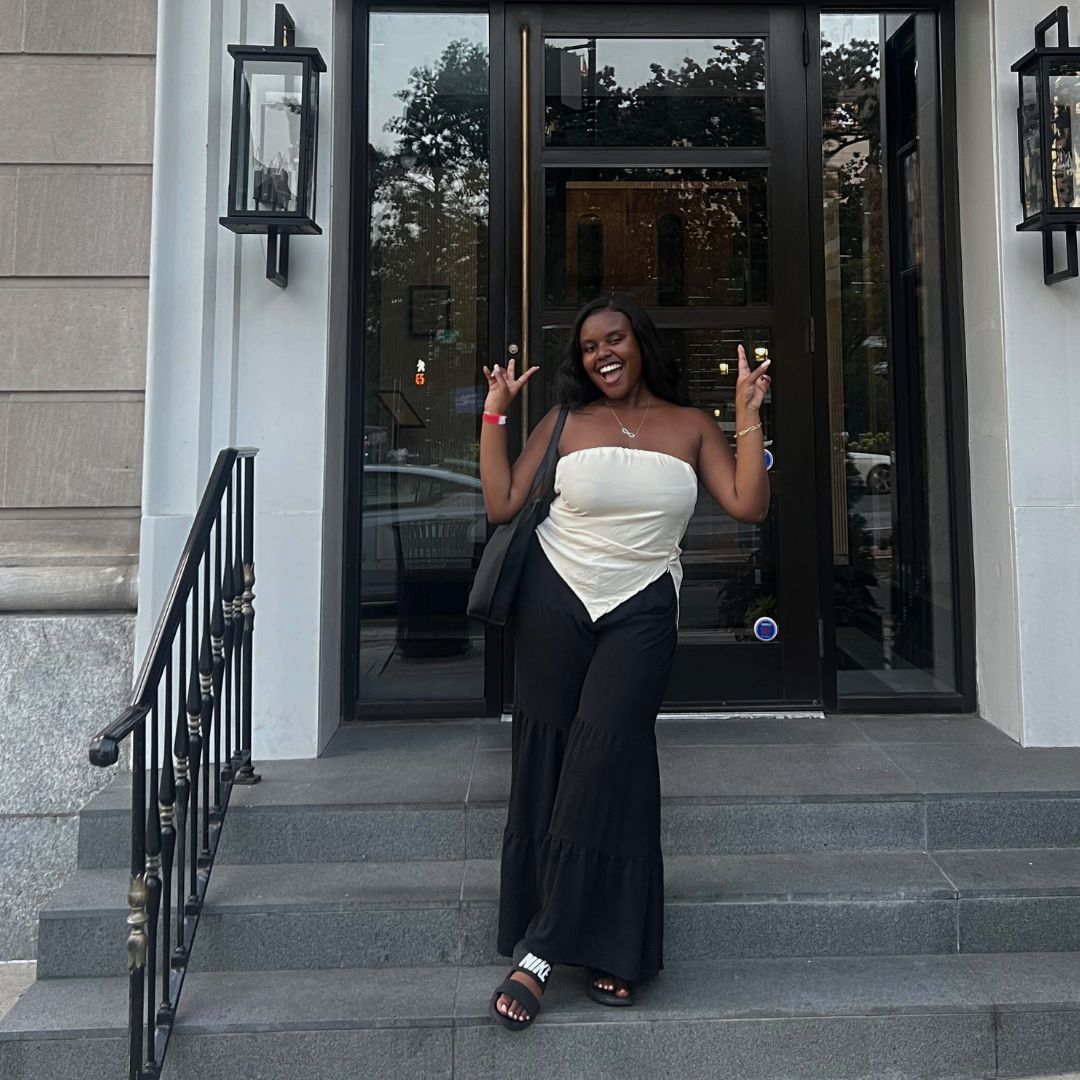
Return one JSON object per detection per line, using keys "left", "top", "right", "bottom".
{"left": 578, "top": 310, "right": 643, "bottom": 397}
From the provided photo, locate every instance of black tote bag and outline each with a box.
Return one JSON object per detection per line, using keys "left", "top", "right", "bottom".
{"left": 467, "top": 406, "right": 569, "bottom": 626}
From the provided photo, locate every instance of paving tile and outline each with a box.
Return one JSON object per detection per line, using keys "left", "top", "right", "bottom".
{"left": 0, "top": 1034, "right": 126, "bottom": 1080}
{"left": 660, "top": 799, "right": 925, "bottom": 854}
{"left": 995, "top": 1008, "right": 1080, "bottom": 1079}
{"left": 465, "top": 805, "right": 503, "bottom": 860}
{"left": 226, "top": 750, "right": 474, "bottom": 806}
{"left": 168, "top": 1027, "right": 453, "bottom": 1080}
{"left": 475, "top": 720, "right": 512, "bottom": 750}
{"left": 656, "top": 716, "right": 867, "bottom": 746}
{"left": 658, "top": 744, "right": 921, "bottom": 799}
{"left": 960, "top": 896, "right": 1080, "bottom": 954}
{"left": 664, "top": 851, "right": 956, "bottom": 901}
{"left": 453, "top": 1010, "right": 993, "bottom": 1080}
{"left": 322, "top": 720, "right": 480, "bottom": 756}
{"left": 933, "top": 848, "right": 1080, "bottom": 896}
{"left": 0, "top": 964, "right": 35, "bottom": 1026}
{"left": 928, "top": 796, "right": 1080, "bottom": 849}
{"left": 467, "top": 749, "right": 511, "bottom": 803}
{"left": 965, "top": 952, "right": 1080, "bottom": 1008}
{"left": 665, "top": 898, "right": 957, "bottom": 960}
{"left": 850, "top": 714, "right": 1016, "bottom": 745}
{"left": 176, "top": 966, "right": 459, "bottom": 1032}
{"left": 880, "top": 744, "right": 1080, "bottom": 794}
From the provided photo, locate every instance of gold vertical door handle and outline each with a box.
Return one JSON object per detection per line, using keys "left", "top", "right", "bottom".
{"left": 520, "top": 22, "right": 530, "bottom": 444}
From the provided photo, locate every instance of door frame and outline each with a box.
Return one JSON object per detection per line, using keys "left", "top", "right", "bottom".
{"left": 340, "top": 0, "right": 976, "bottom": 722}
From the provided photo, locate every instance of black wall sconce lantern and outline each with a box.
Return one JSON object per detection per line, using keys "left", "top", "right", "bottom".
{"left": 219, "top": 5, "right": 326, "bottom": 287}
{"left": 1013, "top": 6, "right": 1080, "bottom": 283}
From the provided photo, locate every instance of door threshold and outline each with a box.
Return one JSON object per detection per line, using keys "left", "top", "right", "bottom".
{"left": 659, "top": 710, "right": 827, "bottom": 720}
{"left": 500, "top": 710, "right": 828, "bottom": 722}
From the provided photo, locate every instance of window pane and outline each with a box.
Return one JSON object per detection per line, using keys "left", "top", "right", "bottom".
{"left": 1020, "top": 74, "right": 1044, "bottom": 217}
{"left": 237, "top": 60, "right": 305, "bottom": 213}
{"left": 823, "top": 13, "right": 958, "bottom": 697}
{"left": 1049, "top": 64, "right": 1080, "bottom": 209}
{"left": 545, "top": 37, "right": 767, "bottom": 146}
{"left": 545, "top": 168, "right": 769, "bottom": 307}
{"left": 360, "top": 11, "right": 489, "bottom": 705}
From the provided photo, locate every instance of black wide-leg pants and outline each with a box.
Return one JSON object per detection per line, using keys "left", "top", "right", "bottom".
{"left": 497, "top": 535, "right": 678, "bottom": 983}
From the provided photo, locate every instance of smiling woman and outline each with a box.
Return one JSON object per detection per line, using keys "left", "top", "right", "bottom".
{"left": 477, "top": 295, "right": 771, "bottom": 1024}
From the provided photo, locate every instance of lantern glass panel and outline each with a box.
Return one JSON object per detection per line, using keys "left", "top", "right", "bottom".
{"left": 304, "top": 63, "right": 319, "bottom": 219}
{"left": 1048, "top": 62, "right": 1080, "bottom": 209}
{"left": 234, "top": 58, "right": 306, "bottom": 214}
{"left": 1020, "top": 72, "right": 1044, "bottom": 217}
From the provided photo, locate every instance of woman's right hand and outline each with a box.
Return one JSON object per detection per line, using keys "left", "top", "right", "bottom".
{"left": 482, "top": 357, "right": 540, "bottom": 415}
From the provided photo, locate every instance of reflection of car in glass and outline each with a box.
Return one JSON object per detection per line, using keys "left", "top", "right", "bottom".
{"left": 362, "top": 465, "right": 486, "bottom": 607}
{"left": 850, "top": 452, "right": 892, "bottom": 494}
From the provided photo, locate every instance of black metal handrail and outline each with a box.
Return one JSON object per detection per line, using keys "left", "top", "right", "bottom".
{"left": 89, "top": 447, "right": 259, "bottom": 1080}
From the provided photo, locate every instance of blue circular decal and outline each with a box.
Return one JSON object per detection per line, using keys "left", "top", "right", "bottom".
{"left": 753, "top": 616, "right": 779, "bottom": 642}
{"left": 764, "top": 448, "right": 774, "bottom": 471}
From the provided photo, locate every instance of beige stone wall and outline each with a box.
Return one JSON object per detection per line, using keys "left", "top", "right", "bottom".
{"left": 0, "top": 0, "right": 156, "bottom": 611}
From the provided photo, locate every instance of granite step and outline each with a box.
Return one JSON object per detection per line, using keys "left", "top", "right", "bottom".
{"left": 38, "top": 849, "right": 1080, "bottom": 978}
{"left": 7, "top": 953, "right": 1080, "bottom": 1079}
{"left": 74, "top": 715, "right": 1080, "bottom": 870}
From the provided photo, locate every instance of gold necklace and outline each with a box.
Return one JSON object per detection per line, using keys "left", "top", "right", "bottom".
{"left": 604, "top": 394, "right": 652, "bottom": 439}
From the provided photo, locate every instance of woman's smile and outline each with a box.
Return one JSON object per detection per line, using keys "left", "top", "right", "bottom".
{"left": 598, "top": 360, "right": 625, "bottom": 384}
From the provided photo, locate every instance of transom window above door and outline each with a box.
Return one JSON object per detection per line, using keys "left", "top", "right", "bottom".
{"left": 544, "top": 36, "right": 767, "bottom": 146}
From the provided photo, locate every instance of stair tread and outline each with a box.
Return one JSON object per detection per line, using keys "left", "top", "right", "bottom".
{"left": 8, "top": 952, "right": 1080, "bottom": 1041}
{"left": 41, "top": 848, "right": 1080, "bottom": 917}
{"left": 79, "top": 717, "right": 1080, "bottom": 818}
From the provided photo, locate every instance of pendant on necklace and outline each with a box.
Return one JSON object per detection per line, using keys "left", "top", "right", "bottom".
{"left": 622, "top": 427, "right": 636, "bottom": 439}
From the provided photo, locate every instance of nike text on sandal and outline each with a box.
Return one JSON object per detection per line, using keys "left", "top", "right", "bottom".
{"left": 585, "top": 968, "right": 634, "bottom": 1007}
{"left": 489, "top": 952, "right": 552, "bottom": 1030}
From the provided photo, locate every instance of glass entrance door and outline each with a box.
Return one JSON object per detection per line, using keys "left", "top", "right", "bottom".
{"left": 505, "top": 3, "right": 822, "bottom": 707}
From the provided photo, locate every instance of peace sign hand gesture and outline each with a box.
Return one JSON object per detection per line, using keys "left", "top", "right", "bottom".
{"left": 482, "top": 357, "right": 540, "bottom": 415}
{"left": 736, "top": 344, "right": 772, "bottom": 414}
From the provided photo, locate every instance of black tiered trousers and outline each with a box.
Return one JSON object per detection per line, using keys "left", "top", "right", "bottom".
{"left": 496, "top": 535, "right": 677, "bottom": 983}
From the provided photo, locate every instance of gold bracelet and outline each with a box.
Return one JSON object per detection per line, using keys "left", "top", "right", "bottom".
{"left": 735, "top": 421, "right": 763, "bottom": 438}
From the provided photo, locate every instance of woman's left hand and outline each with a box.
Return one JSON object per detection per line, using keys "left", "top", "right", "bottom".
{"left": 736, "top": 344, "right": 772, "bottom": 413}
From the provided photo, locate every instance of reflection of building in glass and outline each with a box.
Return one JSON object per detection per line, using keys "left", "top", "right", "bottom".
{"left": 367, "top": 174, "right": 487, "bottom": 471}
{"left": 556, "top": 177, "right": 760, "bottom": 306}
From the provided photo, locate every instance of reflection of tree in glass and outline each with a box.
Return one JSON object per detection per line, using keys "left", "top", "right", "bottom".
{"left": 546, "top": 39, "right": 766, "bottom": 147}
{"left": 365, "top": 39, "right": 490, "bottom": 466}
{"left": 823, "top": 34, "right": 887, "bottom": 642}
{"left": 823, "top": 35, "right": 889, "bottom": 444}
{"left": 383, "top": 39, "right": 489, "bottom": 206}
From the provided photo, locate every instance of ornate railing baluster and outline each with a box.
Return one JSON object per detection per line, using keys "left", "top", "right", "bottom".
{"left": 210, "top": 511, "right": 225, "bottom": 819}
{"left": 126, "top": 721, "right": 148, "bottom": 1080}
{"left": 144, "top": 793, "right": 161, "bottom": 1070}
{"left": 159, "top": 658, "right": 175, "bottom": 1021}
{"left": 222, "top": 478, "right": 235, "bottom": 781}
{"left": 232, "top": 461, "right": 244, "bottom": 778}
{"left": 200, "top": 582, "right": 214, "bottom": 860}
{"left": 236, "top": 456, "right": 259, "bottom": 784}
{"left": 89, "top": 448, "right": 257, "bottom": 1080}
{"left": 173, "top": 659, "right": 189, "bottom": 958}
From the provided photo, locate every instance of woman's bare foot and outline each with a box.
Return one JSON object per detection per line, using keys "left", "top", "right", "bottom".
{"left": 592, "top": 972, "right": 631, "bottom": 999}
{"left": 495, "top": 969, "right": 546, "bottom": 1022}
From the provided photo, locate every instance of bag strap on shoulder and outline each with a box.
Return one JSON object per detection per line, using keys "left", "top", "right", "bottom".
{"left": 530, "top": 405, "right": 569, "bottom": 501}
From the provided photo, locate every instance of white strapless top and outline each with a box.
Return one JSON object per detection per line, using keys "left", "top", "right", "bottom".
{"left": 535, "top": 446, "right": 699, "bottom": 624}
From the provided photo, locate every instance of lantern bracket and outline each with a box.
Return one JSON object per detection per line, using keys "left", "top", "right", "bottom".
{"left": 275, "top": 4, "right": 294, "bottom": 48}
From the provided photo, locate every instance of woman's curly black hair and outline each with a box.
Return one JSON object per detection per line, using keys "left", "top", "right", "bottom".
{"left": 554, "top": 294, "right": 690, "bottom": 409}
